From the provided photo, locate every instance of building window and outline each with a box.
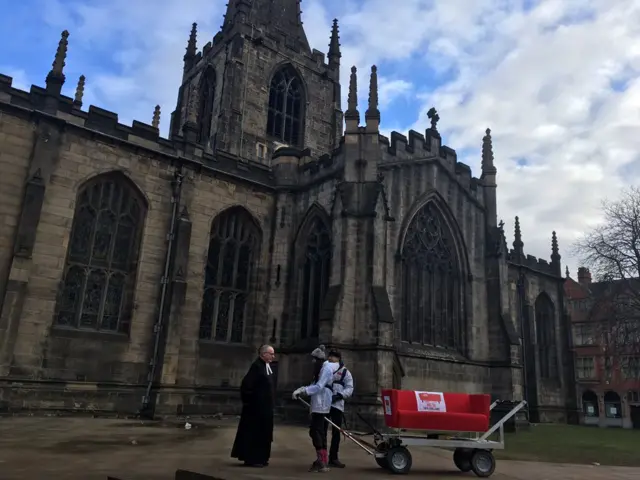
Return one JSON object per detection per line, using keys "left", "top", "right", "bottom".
{"left": 604, "top": 391, "right": 622, "bottom": 418}
{"left": 400, "top": 202, "right": 463, "bottom": 351}
{"left": 572, "top": 323, "right": 595, "bottom": 346}
{"left": 299, "top": 217, "right": 331, "bottom": 339}
{"left": 535, "top": 293, "right": 558, "bottom": 379}
{"left": 575, "top": 356, "right": 595, "bottom": 379}
{"left": 628, "top": 390, "right": 639, "bottom": 403}
{"left": 199, "top": 207, "right": 261, "bottom": 343}
{"left": 266, "top": 65, "right": 304, "bottom": 146}
{"left": 197, "top": 66, "right": 216, "bottom": 145}
{"left": 54, "top": 173, "right": 146, "bottom": 334}
{"left": 581, "top": 390, "right": 599, "bottom": 417}
{"left": 622, "top": 356, "right": 640, "bottom": 379}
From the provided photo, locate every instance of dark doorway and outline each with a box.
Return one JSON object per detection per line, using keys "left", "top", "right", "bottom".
{"left": 631, "top": 406, "right": 640, "bottom": 429}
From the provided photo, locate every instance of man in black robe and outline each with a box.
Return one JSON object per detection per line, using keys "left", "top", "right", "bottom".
{"left": 231, "top": 344, "right": 276, "bottom": 467}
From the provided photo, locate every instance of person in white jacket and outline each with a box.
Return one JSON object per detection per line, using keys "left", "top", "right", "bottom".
{"left": 327, "top": 349, "right": 354, "bottom": 468}
{"left": 292, "top": 345, "right": 339, "bottom": 473}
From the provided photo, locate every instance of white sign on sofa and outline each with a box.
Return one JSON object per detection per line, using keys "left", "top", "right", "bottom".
{"left": 415, "top": 391, "right": 446, "bottom": 412}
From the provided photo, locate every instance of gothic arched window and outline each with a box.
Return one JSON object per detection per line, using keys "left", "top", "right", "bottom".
{"left": 199, "top": 207, "right": 261, "bottom": 343}
{"left": 54, "top": 173, "right": 146, "bottom": 334}
{"left": 300, "top": 217, "right": 331, "bottom": 339}
{"left": 266, "top": 66, "right": 304, "bottom": 146}
{"left": 535, "top": 293, "right": 558, "bottom": 379}
{"left": 197, "top": 67, "right": 216, "bottom": 145}
{"left": 400, "top": 202, "right": 463, "bottom": 351}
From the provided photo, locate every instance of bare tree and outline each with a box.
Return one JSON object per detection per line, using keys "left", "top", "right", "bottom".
{"left": 573, "top": 187, "right": 640, "bottom": 381}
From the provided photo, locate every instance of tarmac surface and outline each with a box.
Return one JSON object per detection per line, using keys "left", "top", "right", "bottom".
{"left": 0, "top": 416, "right": 638, "bottom": 479}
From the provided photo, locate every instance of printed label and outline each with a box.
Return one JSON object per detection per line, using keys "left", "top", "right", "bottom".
{"left": 383, "top": 396, "right": 392, "bottom": 415}
{"left": 415, "top": 391, "right": 446, "bottom": 413}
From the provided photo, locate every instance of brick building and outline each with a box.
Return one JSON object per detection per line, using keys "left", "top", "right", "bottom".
{"left": 565, "top": 267, "right": 640, "bottom": 428}
{"left": 0, "top": 1, "right": 576, "bottom": 423}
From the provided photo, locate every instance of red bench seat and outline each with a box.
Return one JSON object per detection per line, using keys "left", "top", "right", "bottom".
{"left": 381, "top": 389, "right": 491, "bottom": 433}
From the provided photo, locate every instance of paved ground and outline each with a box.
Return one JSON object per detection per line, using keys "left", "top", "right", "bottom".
{"left": 0, "top": 416, "right": 638, "bottom": 479}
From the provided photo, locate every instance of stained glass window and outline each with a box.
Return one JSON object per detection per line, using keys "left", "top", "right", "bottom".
{"left": 55, "top": 173, "right": 145, "bottom": 334}
{"left": 199, "top": 207, "right": 260, "bottom": 343}
{"left": 400, "top": 202, "right": 463, "bottom": 350}
{"left": 535, "top": 293, "right": 558, "bottom": 378}
{"left": 266, "top": 66, "right": 304, "bottom": 146}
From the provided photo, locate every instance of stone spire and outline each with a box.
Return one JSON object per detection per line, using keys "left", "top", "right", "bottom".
{"left": 365, "top": 65, "right": 380, "bottom": 131}
{"left": 183, "top": 23, "right": 197, "bottom": 74}
{"left": 513, "top": 216, "right": 524, "bottom": 259}
{"left": 565, "top": 265, "right": 570, "bottom": 278}
{"left": 152, "top": 105, "right": 161, "bottom": 129}
{"left": 73, "top": 75, "right": 85, "bottom": 107}
{"left": 46, "top": 30, "right": 69, "bottom": 95}
{"left": 328, "top": 19, "right": 341, "bottom": 69}
{"left": 345, "top": 66, "right": 359, "bottom": 132}
{"left": 551, "top": 230, "right": 561, "bottom": 275}
{"left": 481, "top": 128, "right": 496, "bottom": 176}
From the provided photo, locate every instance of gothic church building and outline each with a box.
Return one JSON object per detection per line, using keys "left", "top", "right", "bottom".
{"left": 0, "top": 1, "right": 576, "bottom": 423}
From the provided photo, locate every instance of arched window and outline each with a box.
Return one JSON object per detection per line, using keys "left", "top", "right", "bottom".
{"left": 197, "top": 67, "right": 216, "bottom": 145}
{"left": 535, "top": 293, "right": 558, "bottom": 379}
{"left": 299, "top": 217, "right": 331, "bottom": 339}
{"left": 582, "top": 390, "right": 599, "bottom": 417}
{"left": 604, "top": 391, "right": 622, "bottom": 418}
{"left": 400, "top": 202, "right": 463, "bottom": 351}
{"left": 54, "top": 173, "right": 146, "bottom": 334}
{"left": 266, "top": 66, "right": 304, "bottom": 146}
{"left": 199, "top": 207, "right": 261, "bottom": 343}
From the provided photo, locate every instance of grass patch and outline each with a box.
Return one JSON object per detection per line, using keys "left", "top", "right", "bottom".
{"left": 493, "top": 424, "right": 640, "bottom": 466}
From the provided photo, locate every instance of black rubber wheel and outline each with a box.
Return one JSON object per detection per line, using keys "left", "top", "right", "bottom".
{"left": 470, "top": 449, "right": 496, "bottom": 477}
{"left": 453, "top": 448, "right": 473, "bottom": 472}
{"left": 375, "top": 442, "right": 390, "bottom": 470}
{"left": 386, "top": 446, "right": 412, "bottom": 474}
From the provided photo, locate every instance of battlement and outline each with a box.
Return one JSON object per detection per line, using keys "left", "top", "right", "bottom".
{"left": 506, "top": 219, "right": 562, "bottom": 278}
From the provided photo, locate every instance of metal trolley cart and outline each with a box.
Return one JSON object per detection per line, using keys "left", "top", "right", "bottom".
{"left": 298, "top": 397, "right": 527, "bottom": 477}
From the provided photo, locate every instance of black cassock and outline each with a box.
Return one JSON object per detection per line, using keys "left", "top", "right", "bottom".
{"left": 230, "top": 358, "right": 275, "bottom": 465}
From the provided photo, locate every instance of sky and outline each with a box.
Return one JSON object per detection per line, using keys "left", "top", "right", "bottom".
{"left": 1, "top": 0, "right": 640, "bottom": 279}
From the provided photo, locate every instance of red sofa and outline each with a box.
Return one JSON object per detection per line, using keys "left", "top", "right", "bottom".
{"left": 381, "top": 389, "right": 491, "bottom": 433}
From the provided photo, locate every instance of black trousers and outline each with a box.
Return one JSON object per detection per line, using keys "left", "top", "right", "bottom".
{"left": 309, "top": 412, "right": 329, "bottom": 450}
{"left": 329, "top": 407, "right": 344, "bottom": 460}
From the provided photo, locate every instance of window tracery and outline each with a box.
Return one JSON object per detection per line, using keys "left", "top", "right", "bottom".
{"left": 266, "top": 66, "right": 304, "bottom": 146}
{"left": 197, "top": 67, "right": 216, "bottom": 145}
{"left": 535, "top": 293, "right": 558, "bottom": 379}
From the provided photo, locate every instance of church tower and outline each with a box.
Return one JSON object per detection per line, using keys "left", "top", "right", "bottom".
{"left": 169, "top": 0, "right": 343, "bottom": 163}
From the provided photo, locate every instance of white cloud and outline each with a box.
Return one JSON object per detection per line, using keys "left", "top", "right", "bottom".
{"left": 4, "top": 0, "right": 640, "bottom": 279}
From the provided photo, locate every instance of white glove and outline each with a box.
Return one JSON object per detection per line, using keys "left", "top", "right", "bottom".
{"left": 292, "top": 387, "right": 306, "bottom": 399}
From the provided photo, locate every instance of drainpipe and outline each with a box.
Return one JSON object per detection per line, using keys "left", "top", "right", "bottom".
{"left": 140, "top": 166, "right": 184, "bottom": 417}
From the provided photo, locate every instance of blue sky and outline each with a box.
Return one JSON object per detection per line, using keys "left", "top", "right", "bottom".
{"left": 2, "top": 0, "right": 640, "bottom": 277}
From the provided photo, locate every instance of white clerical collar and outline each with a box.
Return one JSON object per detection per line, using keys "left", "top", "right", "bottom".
{"left": 266, "top": 363, "right": 273, "bottom": 375}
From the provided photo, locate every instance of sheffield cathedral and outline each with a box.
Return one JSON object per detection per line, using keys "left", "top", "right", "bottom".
{"left": 0, "top": 1, "right": 576, "bottom": 423}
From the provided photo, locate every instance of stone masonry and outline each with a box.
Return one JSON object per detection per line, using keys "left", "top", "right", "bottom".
{"left": 0, "top": 1, "right": 576, "bottom": 424}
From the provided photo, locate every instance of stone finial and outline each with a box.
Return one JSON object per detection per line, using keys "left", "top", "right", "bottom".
{"left": 551, "top": 230, "right": 561, "bottom": 262}
{"left": 481, "top": 128, "right": 496, "bottom": 176}
{"left": 186, "top": 23, "right": 197, "bottom": 58}
{"left": 366, "top": 65, "right": 380, "bottom": 120}
{"left": 565, "top": 265, "right": 570, "bottom": 278}
{"left": 513, "top": 216, "right": 524, "bottom": 256}
{"left": 73, "top": 75, "right": 85, "bottom": 106}
{"left": 345, "top": 66, "right": 359, "bottom": 128}
{"left": 46, "top": 30, "right": 69, "bottom": 91}
{"left": 152, "top": 105, "right": 161, "bottom": 129}
{"left": 328, "top": 19, "right": 341, "bottom": 66}
{"left": 427, "top": 107, "right": 439, "bottom": 131}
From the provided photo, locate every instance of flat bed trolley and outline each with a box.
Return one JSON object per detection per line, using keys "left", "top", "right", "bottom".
{"left": 298, "top": 388, "right": 526, "bottom": 477}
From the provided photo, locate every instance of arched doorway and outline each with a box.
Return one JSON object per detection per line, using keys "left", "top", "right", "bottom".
{"left": 603, "top": 391, "right": 623, "bottom": 427}
{"left": 581, "top": 390, "right": 599, "bottom": 426}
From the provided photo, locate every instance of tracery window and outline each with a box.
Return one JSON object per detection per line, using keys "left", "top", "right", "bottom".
{"left": 266, "top": 66, "right": 304, "bottom": 146}
{"left": 400, "top": 202, "right": 463, "bottom": 351}
{"left": 535, "top": 293, "right": 558, "bottom": 379}
{"left": 199, "top": 207, "right": 260, "bottom": 343}
{"left": 54, "top": 173, "right": 145, "bottom": 334}
{"left": 197, "top": 67, "right": 216, "bottom": 145}
{"left": 300, "top": 217, "right": 331, "bottom": 339}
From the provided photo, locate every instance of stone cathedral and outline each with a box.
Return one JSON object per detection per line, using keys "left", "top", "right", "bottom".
{"left": 0, "top": 0, "right": 576, "bottom": 423}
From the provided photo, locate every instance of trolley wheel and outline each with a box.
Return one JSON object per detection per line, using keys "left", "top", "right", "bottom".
{"left": 470, "top": 449, "right": 495, "bottom": 477}
{"left": 375, "top": 442, "right": 390, "bottom": 470}
{"left": 386, "top": 446, "right": 412, "bottom": 474}
{"left": 453, "top": 448, "right": 473, "bottom": 472}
